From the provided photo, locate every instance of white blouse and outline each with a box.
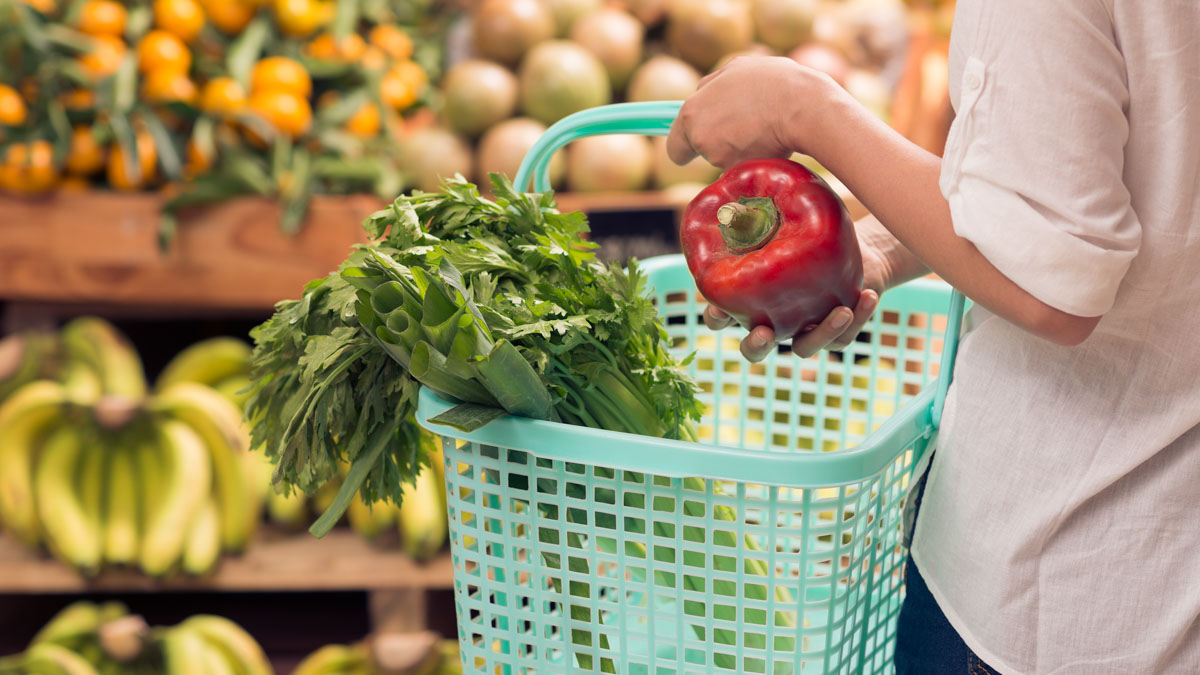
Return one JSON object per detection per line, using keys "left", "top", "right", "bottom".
{"left": 911, "top": 1, "right": 1200, "bottom": 673}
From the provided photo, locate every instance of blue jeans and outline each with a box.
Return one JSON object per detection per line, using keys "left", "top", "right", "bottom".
{"left": 894, "top": 460, "right": 1002, "bottom": 674}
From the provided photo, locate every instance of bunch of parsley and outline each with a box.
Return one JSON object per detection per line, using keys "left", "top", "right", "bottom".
{"left": 246, "top": 175, "right": 702, "bottom": 535}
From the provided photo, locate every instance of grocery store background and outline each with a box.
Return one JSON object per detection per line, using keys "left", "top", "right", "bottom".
{"left": 0, "top": 0, "right": 954, "bottom": 670}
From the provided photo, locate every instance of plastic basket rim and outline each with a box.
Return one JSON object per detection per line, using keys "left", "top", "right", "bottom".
{"left": 418, "top": 382, "right": 934, "bottom": 489}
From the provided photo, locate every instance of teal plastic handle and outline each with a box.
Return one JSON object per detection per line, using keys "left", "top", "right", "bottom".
{"left": 931, "top": 290, "right": 966, "bottom": 429}
{"left": 514, "top": 101, "right": 683, "bottom": 192}
{"left": 514, "top": 102, "right": 966, "bottom": 429}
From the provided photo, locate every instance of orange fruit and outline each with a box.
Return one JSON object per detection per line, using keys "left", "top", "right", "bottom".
{"left": 305, "top": 32, "right": 366, "bottom": 62}
{"left": 61, "top": 88, "right": 97, "bottom": 110}
{"left": 3, "top": 141, "right": 60, "bottom": 195}
{"left": 368, "top": 25, "right": 411, "bottom": 60}
{"left": 65, "top": 126, "right": 106, "bottom": 175}
{"left": 248, "top": 90, "right": 312, "bottom": 137}
{"left": 138, "top": 30, "right": 191, "bottom": 73}
{"left": 199, "top": 77, "right": 247, "bottom": 116}
{"left": 250, "top": 56, "right": 311, "bottom": 98}
{"left": 78, "top": 35, "right": 127, "bottom": 79}
{"left": 77, "top": 0, "right": 128, "bottom": 36}
{"left": 142, "top": 68, "right": 199, "bottom": 104}
{"left": 19, "top": 0, "right": 57, "bottom": 14}
{"left": 361, "top": 46, "right": 387, "bottom": 72}
{"left": 184, "top": 137, "right": 213, "bottom": 176}
{"left": 344, "top": 101, "right": 380, "bottom": 137}
{"left": 153, "top": 0, "right": 205, "bottom": 42}
{"left": 273, "top": 0, "right": 330, "bottom": 37}
{"left": 106, "top": 131, "right": 158, "bottom": 190}
{"left": 0, "top": 85, "right": 27, "bottom": 126}
{"left": 199, "top": 0, "right": 254, "bottom": 34}
{"left": 380, "top": 61, "right": 425, "bottom": 110}
{"left": 60, "top": 176, "right": 93, "bottom": 191}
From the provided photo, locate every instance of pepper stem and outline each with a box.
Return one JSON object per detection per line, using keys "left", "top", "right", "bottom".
{"left": 717, "top": 197, "right": 780, "bottom": 252}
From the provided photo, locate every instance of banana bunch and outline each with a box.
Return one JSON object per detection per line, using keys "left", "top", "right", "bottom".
{"left": 0, "top": 600, "right": 272, "bottom": 675}
{"left": 0, "top": 329, "right": 61, "bottom": 404}
{"left": 266, "top": 438, "right": 448, "bottom": 562}
{"left": 0, "top": 321, "right": 267, "bottom": 578}
{"left": 293, "top": 633, "right": 460, "bottom": 675}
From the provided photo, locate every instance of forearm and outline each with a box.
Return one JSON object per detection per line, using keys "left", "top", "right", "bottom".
{"left": 853, "top": 214, "right": 929, "bottom": 289}
{"left": 802, "top": 82, "right": 1100, "bottom": 345}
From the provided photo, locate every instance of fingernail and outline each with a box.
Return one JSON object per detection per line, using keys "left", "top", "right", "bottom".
{"left": 863, "top": 294, "right": 878, "bottom": 313}
{"left": 832, "top": 310, "right": 852, "bottom": 329}
{"left": 750, "top": 333, "right": 768, "bottom": 349}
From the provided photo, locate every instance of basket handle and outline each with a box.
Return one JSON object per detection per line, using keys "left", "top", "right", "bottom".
{"left": 514, "top": 101, "right": 683, "bottom": 192}
{"left": 515, "top": 103, "right": 967, "bottom": 428}
{"left": 931, "top": 290, "right": 966, "bottom": 429}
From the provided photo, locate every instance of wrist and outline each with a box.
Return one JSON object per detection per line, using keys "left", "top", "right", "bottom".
{"left": 781, "top": 66, "right": 853, "bottom": 158}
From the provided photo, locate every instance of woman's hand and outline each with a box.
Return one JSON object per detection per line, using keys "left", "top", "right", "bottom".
{"left": 666, "top": 55, "right": 845, "bottom": 168}
{"left": 704, "top": 220, "right": 908, "bottom": 362}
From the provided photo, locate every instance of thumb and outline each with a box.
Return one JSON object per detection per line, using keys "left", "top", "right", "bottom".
{"left": 666, "top": 117, "right": 699, "bottom": 166}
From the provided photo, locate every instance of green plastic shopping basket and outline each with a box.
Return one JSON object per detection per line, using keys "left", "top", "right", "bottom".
{"left": 416, "top": 102, "right": 968, "bottom": 675}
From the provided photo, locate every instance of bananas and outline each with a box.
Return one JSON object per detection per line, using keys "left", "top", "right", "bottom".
{"left": 293, "top": 637, "right": 463, "bottom": 675}
{"left": 150, "top": 383, "right": 254, "bottom": 553}
{"left": 141, "top": 420, "right": 212, "bottom": 577}
{"left": 101, "top": 444, "right": 139, "bottom": 566}
{"left": 0, "top": 380, "right": 70, "bottom": 547}
{"left": 0, "top": 320, "right": 452, "bottom": 586}
{"left": 60, "top": 318, "right": 146, "bottom": 401}
{"left": 398, "top": 441, "right": 448, "bottom": 563}
{"left": 0, "top": 323, "right": 273, "bottom": 578}
{"left": 292, "top": 644, "right": 371, "bottom": 675}
{"left": 19, "top": 643, "right": 100, "bottom": 675}
{"left": 181, "top": 497, "right": 222, "bottom": 577}
{"left": 14, "top": 601, "right": 276, "bottom": 675}
{"left": 35, "top": 427, "right": 102, "bottom": 575}
{"left": 180, "top": 615, "right": 273, "bottom": 675}
{"left": 155, "top": 337, "right": 252, "bottom": 392}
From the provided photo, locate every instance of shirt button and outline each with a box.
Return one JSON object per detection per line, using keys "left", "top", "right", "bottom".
{"left": 964, "top": 71, "right": 983, "bottom": 91}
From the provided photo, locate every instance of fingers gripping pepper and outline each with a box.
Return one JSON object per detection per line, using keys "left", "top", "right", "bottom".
{"left": 680, "top": 158, "right": 863, "bottom": 339}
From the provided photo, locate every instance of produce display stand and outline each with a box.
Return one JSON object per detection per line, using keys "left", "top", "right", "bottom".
{"left": 0, "top": 529, "right": 453, "bottom": 594}
{"left": 0, "top": 187, "right": 868, "bottom": 318}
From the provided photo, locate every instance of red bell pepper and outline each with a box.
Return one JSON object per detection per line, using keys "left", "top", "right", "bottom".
{"left": 679, "top": 158, "right": 863, "bottom": 340}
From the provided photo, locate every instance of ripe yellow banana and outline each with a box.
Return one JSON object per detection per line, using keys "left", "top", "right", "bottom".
{"left": 31, "top": 601, "right": 102, "bottom": 647}
{"left": 74, "top": 436, "right": 107, "bottom": 571}
{"left": 179, "top": 615, "right": 272, "bottom": 675}
{"left": 181, "top": 497, "right": 221, "bottom": 576}
{"left": 346, "top": 491, "right": 396, "bottom": 540}
{"left": 243, "top": 449, "right": 274, "bottom": 528}
{"left": 156, "top": 337, "right": 251, "bottom": 391}
{"left": 150, "top": 383, "right": 254, "bottom": 553}
{"left": 292, "top": 643, "right": 369, "bottom": 675}
{"left": 398, "top": 443, "right": 448, "bottom": 562}
{"left": 58, "top": 358, "right": 103, "bottom": 406}
{"left": 140, "top": 421, "right": 211, "bottom": 577}
{"left": 132, "top": 432, "right": 164, "bottom": 539}
{"left": 60, "top": 317, "right": 146, "bottom": 400}
{"left": 20, "top": 643, "right": 99, "bottom": 675}
{"left": 213, "top": 374, "right": 254, "bottom": 412}
{"left": 0, "top": 380, "right": 69, "bottom": 547}
{"left": 102, "top": 439, "right": 140, "bottom": 566}
{"left": 161, "top": 626, "right": 212, "bottom": 675}
{"left": 267, "top": 489, "right": 309, "bottom": 530}
{"left": 36, "top": 427, "right": 103, "bottom": 575}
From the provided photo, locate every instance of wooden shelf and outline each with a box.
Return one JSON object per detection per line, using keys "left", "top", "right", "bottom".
{"left": 0, "top": 187, "right": 867, "bottom": 314}
{"left": 0, "top": 527, "right": 454, "bottom": 594}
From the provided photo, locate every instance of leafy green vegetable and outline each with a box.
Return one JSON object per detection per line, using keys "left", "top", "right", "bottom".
{"left": 246, "top": 174, "right": 702, "bottom": 536}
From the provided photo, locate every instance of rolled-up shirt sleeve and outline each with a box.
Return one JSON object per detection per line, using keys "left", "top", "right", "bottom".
{"left": 939, "top": 0, "right": 1140, "bottom": 317}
